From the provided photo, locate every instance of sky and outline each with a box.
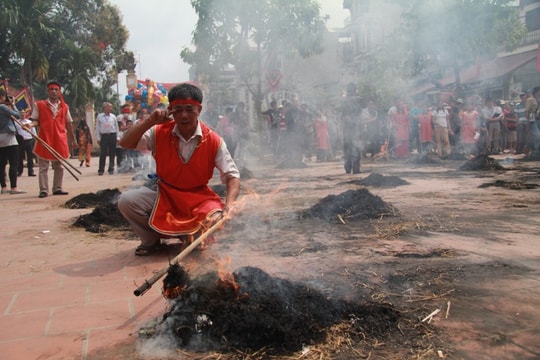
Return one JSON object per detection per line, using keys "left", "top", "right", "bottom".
{"left": 108, "top": 0, "right": 348, "bottom": 97}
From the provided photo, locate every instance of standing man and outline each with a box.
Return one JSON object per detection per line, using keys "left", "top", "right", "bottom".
{"left": 231, "top": 101, "right": 250, "bottom": 167}
{"left": 432, "top": 102, "right": 452, "bottom": 157}
{"left": 262, "top": 100, "right": 282, "bottom": 156}
{"left": 95, "top": 102, "right": 118, "bottom": 175}
{"left": 341, "top": 83, "right": 362, "bottom": 173}
{"left": 482, "top": 98, "right": 503, "bottom": 155}
{"left": 117, "top": 82, "right": 240, "bottom": 256}
{"left": 29, "top": 80, "right": 76, "bottom": 198}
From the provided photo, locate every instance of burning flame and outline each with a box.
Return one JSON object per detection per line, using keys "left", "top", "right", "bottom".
{"left": 216, "top": 256, "right": 240, "bottom": 295}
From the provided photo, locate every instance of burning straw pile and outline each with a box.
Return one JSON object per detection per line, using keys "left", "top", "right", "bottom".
{"left": 140, "top": 265, "right": 400, "bottom": 357}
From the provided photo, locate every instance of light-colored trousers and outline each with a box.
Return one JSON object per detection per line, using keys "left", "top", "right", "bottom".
{"left": 117, "top": 186, "right": 160, "bottom": 247}
{"left": 38, "top": 157, "right": 64, "bottom": 194}
{"left": 434, "top": 125, "right": 451, "bottom": 156}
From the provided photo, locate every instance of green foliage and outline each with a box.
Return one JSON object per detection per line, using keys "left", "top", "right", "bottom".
{"left": 182, "top": 0, "right": 327, "bottom": 92}
{"left": 0, "top": 0, "right": 135, "bottom": 114}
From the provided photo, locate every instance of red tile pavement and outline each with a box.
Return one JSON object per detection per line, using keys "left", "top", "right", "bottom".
{"left": 0, "top": 160, "right": 170, "bottom": 360}
{"left": 1, "top": 154, "right": 539, "bottom": 360}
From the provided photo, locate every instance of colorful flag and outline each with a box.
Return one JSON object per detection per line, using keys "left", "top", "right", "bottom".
{"left": 265, "top": 50, "right": 282, "bottom": 92}
{"left": 0, "top": 79, "right": 7, "bottom": 94}
{"left": 13, "top": 88, "right": 31, "bottom": 112}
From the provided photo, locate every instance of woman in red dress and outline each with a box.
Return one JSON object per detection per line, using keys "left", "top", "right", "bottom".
{"left": 389, "top": 102, "right": 410, "bottom": 158}
{"left": 418, "top": 105, "right": 433, "bottom": 154}
{"left": 460, "top": 104, "right": 480, "bottom": 155}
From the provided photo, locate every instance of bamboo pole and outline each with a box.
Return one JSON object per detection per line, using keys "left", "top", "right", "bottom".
{"left": 13, "top": 117, "right": 81, "bottom": 181}
{"left": 133, "top": 215, "right": 229, "bottom": 297}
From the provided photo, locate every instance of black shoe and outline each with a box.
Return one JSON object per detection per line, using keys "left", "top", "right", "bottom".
{"left": 39, "top": 191, "right": 48, "bottom": 198}
{"left": 29, "top": 173, "right": 36, "bottom": 177}
{"left": 108, "top": 169, "right": 114, "bottom": 175}
{"left": 80, "top": 161, "right": 84, "bottom": 167}
{"left": 53, "top": 190, "right": 69, "bottom": 195}
{"left": 98, "top": 171, "right": 104, "bottom": 176}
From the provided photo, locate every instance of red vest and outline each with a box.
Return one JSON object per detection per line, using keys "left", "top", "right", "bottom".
{"left": 33, "top": 100, "right": 71, "bottom": 160}
{"left": 149, "top": 121, "right": 223, "bottom": 235}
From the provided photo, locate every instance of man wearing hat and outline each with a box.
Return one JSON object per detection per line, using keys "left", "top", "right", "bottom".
{"left": 29, "top": 80, "right": 76, "bottom": 198}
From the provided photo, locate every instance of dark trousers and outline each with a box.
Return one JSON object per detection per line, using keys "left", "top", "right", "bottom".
{"left": 18, "top": 138, "right": 35, "bottom": 175}
{"left": 0, "top": 145, "right": 20, "bottom": 188}
{"left": 98, "top": 133, "right": 117, "bottom": 174}
{"left": 343, "top": 141, "right": 361, "bottom": 174}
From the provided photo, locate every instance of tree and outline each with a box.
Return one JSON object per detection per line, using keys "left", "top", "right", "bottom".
{"left": 181, "top": 0, "right": 328, "bottom": 134}
{"left": 0, "top": 0, "right": 135, "bottom": 115}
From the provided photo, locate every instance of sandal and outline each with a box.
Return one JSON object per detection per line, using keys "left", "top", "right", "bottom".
{"left": 135, "top": 243, "right": 162, "bottom": 256}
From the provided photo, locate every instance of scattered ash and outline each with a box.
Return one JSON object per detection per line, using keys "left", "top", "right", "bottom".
{"left": 143, "top": 266, "right": 400, "bottom": 356}
{"left": 459, "top": 154, "right": 504, "bottom": 171}
{"left": 301, "top": 188, "right": 396, "bottom": 222}
{"left": 72, "top": 203, "right": 129, "bottom": 233}
{"left": 63, "top": 188, "right": 121, "bottom": 208}
{"left": 342, "top": 173, "right": 409, "bottom": 187}
{"left": 392, "top": 248, "right": 458, "bottom": 258}
{"left": 478, "top": 179, "right": 539, "bottom": 190}
{"left": 276, "top": 157, "right": 308, "bottom": 169}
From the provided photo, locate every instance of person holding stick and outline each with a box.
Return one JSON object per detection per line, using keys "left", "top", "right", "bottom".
{"left": 117, "top": 82, "right": 241, "bottom": 256}
{"left": 28, "top": 80, "right": 76, "bottom": 198}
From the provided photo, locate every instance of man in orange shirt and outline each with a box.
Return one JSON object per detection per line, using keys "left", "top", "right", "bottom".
{"left": 29, "top": 80, "right": 76, "bottom": 198}
{"left": 117, "top": 83, "right": 240, "bottom": 256}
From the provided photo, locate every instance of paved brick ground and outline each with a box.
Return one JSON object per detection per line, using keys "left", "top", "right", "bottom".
{"left": 0, "top": 154, "right": 539, "bottom": 360}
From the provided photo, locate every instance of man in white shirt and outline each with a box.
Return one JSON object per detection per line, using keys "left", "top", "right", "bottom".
{"left": 95, "top": 102, "right": 118, "bottom": 175}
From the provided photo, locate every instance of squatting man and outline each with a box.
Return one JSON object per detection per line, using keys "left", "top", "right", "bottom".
{"left": 117, "top": 82, "right": 241, "bottom": 256}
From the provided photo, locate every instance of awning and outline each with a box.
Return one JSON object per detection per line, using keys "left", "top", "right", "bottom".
{"left": 413, "top": 49, "right": 538, "bottom": 95}
{"left": 463, "top": 49, "right": 537, "bottom": 84}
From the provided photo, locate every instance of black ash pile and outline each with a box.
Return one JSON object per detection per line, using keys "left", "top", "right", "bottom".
{"left": 342, "top": 173, "right": 409, "bottom": 187}
{"left": 67, "top": 189, "right": 129, "bottom": 233}
{"left": 72, "top": 203, "right": 130, "bottom": 233}
{"left": 301, "top": 188, "right": 396, "bottom": 222}
{"left": 478, "top": 179, "right": 539, "bottom": 190}
{"left": 141, "top": 265, "right": 400, "bottom": 356}
{"left": 64, "top": 188, "right": 121, "bottom": 208}
{"left": 459, "top": 154, "right": 504, "bottom": 171}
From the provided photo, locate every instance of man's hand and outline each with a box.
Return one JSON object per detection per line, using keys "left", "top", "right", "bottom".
{"left": 149, "top": 108, "right": 174, "bottom": 125}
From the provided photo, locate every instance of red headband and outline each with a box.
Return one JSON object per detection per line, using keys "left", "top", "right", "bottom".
{"left": 47, "top": 84, "right": 61, "bottom": 90}
{"left": 169, "top": 99, "right": 201, "bottom": 107}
